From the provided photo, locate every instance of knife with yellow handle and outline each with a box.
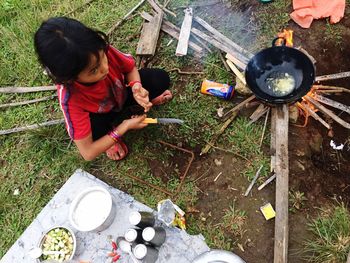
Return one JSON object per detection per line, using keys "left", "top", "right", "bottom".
{"left": 143, "top": 118, "right": 184, "bottom": 124}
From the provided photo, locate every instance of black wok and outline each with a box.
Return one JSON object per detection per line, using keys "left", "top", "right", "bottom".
{"left": 245, "top": 39, "right": 315, "bottom": 104}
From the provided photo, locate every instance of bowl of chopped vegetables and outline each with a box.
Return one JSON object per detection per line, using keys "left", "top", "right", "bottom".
{"left": 37, "top": 226, "right": 76, "bottom": 262}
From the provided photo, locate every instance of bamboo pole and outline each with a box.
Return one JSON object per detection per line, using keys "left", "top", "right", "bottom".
{"left": 0, "top": 86, "right": 56, "bottom": 93}
{"left": 0, "top": 119, "right": 64, "bottom": 136}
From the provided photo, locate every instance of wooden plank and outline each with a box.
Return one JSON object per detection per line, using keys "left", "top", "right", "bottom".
{"left": 270, "top": 108, "right": 277, "bottom": 172}
{"left": 193, "top": 16, "right": 254, "bottom": 59}
{"left": 273, "top": 104, "right": 289, "bottom": 263}
{"left": 316, "top": 71, "right": 350, "bottom": 82}
{"left": 141, "top": 12, "right": 203, "bottom": 54}
{"left": 190, "top": 27, "right": 249, "bottom": 64}
{"left": 248, "top": 104, "right": 269, "bottom": 124}
{"left": 176, "top": 7, "right": 193, "bottom": 56}
{"left": 147, "top": 0, "right": 162, "bottom": 13}
{"left": 0, "top": 85, "right": 56, "bottom": 93}
{"left": 137, "top": 11, "right": 164, "bottom": 56}
{"left": 347, "top": 251, "right": 350, "bottom": 263}
{"left": 226, "top": 53, "right": 247, "bottom": 71}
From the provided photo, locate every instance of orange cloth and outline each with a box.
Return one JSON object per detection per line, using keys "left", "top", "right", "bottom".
{"left": 290, "top": 0, "right": 345, "bottom": 28}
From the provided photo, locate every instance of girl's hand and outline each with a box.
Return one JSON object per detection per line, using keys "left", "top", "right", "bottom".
{"left": 121, "top": 115, "right": 148, "bottom": 131}
{"left": 132, "top": 83, "right": 152, "bottom": 112}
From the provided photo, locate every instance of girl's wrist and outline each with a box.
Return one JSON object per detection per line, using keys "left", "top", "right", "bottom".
{"left": 128, "top": 80, "right": 141, "bottom": 88}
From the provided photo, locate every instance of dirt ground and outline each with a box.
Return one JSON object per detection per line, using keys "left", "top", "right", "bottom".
{"left": 148, "top": 2, "right": 350, "bottom": 263}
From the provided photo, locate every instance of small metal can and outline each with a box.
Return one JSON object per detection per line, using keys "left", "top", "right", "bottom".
{"left": 132, "top": 244, "right": 159, "bottom": 263}
{"left": 142, "top": 226, "right": 166, "bottom": 247}
{"left": 124, "top": 228, "right": 143, "bottom": 243}
{"left": 129, "top": 211, "right": 155, "bottom": 228}
{"left": 201, "top": 79, "right": 234, "bottom": 100}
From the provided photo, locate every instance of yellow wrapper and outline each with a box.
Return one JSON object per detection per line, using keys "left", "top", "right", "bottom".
{"left": 260, "top": 203, "right": 276, "bottom": 220}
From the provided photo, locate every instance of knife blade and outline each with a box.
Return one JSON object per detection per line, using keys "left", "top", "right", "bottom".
{"left": 143, "top": 118, "right": 184, "bottom": 124}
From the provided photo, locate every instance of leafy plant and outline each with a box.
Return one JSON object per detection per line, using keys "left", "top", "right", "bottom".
{"left": 289, "top": 190, "right": 307, "bottom": 212}
{"left": 302, "top": 202, "right": 350, "bottom": 263}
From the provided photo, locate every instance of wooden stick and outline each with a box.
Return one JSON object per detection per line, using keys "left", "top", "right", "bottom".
{"left": 201, "top": 96, "right": 255, "bottom": 155}
{"left": 273, "top": 104, "right": 289, "bottom": 263}
{"left": 200, "top": 110, "right": 239, "bottom": 155}
{"left": 193, "top": 16, "right": 253, "bottom": 59}
{"left": 226, "top": 53, "right": 247, "bottom": 71}
{"left": 190, "top": 26, "right": 249, "bottom": 64}
{"left": 304, "top": 95, "right": 350, "bottom": 129}
{"left": 314, "top": 94, "right": 350, "bottom": 115}
{"left": 314, "top": 85, "right": 350, "bottom": 93}
{"left": 259, "top": 108, "right": 270, "bottom": 149}
{"left": 226, "top": 59, "right": 246, "bottom": 85}
{"left": 107, "top": 0, "right": 146, "bottom": 35}
{"left": 65, "top": 0, "right": 97, "bottom": 15}
{"left": 270, "top": 108, "right": 277, "bottom": 172}
{"left": 155, "top": 0, "right": 177, "bottom": 17}
{"left": 244, "top": 165, "right": 263, "bottom": 196}
{"left": 0, "top": 86, "right": 56, "bottom": 93}
{"left": 141, "top": 12, "right": 203, "bottom": 54}
{"left": 169, "top": 68, "right": 204, "bottom": 75}
{"left": 174, "top": 0, "right": 220, "bottom": 9}
{"left": 0, "top": 95, "right": 56, "bottom": 109}
{"left": 223, "top": 95, "right": 255, "bottom": 118}
{"left": 147, "top": 0, "right": 162, "bottom": 13}
{"left": 296, "top": 102, "right": 331, "bottom": 130}
{"left": 315, "top": 71, "right": 350, "bottom": 82}
{"left": 206, "top": 143, "right": 251, "bottom": 163}
{"left": 0, "top": 119, "right": 64, "bottom": 136}
{"left": 249, "top": 104, "right": 267, "bottom": 123}
{"left": 192, "top": 34, "right": 212, "bottom": 53}
{"left": 258, "top": 173, "right": 276, "bottom": 191}
{"left": 176, "top": 7, "right": 193, "bottom": 56}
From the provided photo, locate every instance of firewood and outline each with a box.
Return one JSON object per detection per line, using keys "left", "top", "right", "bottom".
{"left": 193, "top": 16, "right": 253, "bottom": 59}
{"left": 107, "top": 0, "right": 146, "bottom": 35}
{"left": 272, "top": 105, "right": 289, "bottom": 263}
{"left": 0, "top": 119, "right": 64, "bottom": 135}
{"left": 225, "top": 53, "right": 247, "bottom": 71}
{"left": 0, "top": 95, "right": 56, "bottom": 109}
{"left": 296, "top": 102, "right": 331, "bottom": 130}
{"left": 137, "top": 9, "right": 164, "bottom": 56}
{"left": 201, "top": 95, "right": 255, "bottom": 155}
{"left": 248, "top": 104, "right": 269, "bottom": 124}
{"left": 314, "top": 94, "right": 350, "bottom": 115}
{"left": 176, "top": 7, "right": 193, "bottom": 56}
{"left": 304, "top": 95, "right": 350, "bottom": 129}
{"left": 141, "top": 12, "right": 203, "bottom": 54}
{"left": 316, "top": 71, "right": 350, "bottom": 82}
{"left": 226, "top": 59, "right": 246, "bottom": 85}
{"left": 0, "top": 86, "right": 56, "bottom": 93}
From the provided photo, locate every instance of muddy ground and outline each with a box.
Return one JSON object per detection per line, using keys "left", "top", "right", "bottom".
{"left": 148, "top": 2, "right": 350, "bottom": 263}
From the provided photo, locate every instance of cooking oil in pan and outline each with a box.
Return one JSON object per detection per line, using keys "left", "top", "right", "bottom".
{"left": 266, "top": 72, "right": 295, "bottom": 96}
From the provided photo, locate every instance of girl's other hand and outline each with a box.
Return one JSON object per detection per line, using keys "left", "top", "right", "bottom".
{"left": 131, "top": 83, "right": 152, "bottom": 112}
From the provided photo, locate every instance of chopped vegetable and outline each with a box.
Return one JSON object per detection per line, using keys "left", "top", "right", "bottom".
{"left": 40, "top": 227, "right": 74, "bottom": 262}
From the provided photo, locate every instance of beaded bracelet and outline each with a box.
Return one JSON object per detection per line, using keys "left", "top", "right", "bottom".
{"left": 128, "top": 80, "right": 141, "bottom": 88}
{"left": 108, "top": 130, "right": 122, "bottom": 142}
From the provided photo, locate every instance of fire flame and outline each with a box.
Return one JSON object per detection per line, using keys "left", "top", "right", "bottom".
{"left": 276, "top": 29, "right": 294, "bottom": 47}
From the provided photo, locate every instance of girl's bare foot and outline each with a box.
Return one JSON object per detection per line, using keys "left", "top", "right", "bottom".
{"left": 151, "top": 90, "right": 172, "bottom": 105}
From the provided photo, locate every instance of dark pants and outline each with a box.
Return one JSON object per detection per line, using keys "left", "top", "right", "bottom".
{"left": 89, "top": 68, "right": 170, "bottom": 140}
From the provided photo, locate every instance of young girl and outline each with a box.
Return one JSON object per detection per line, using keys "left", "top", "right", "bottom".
{"left": 34, "top": 17, "right": 172, "bottom": 161}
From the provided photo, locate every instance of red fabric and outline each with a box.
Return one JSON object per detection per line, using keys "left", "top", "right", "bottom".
{"left": 290, "top": 0, "right": 345, "bottom": 28}
{"left": 57, "top": 46, "right": 135, "bottom": 140}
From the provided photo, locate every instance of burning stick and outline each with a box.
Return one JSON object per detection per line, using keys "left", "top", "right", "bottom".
{"left": 313, "top": 94, "right": 350, "bottom": 115}
{"left": 314, "top": 85, "right": 350, "bottom": 93}
{"left": 315, "top": 71, "right": 350, "bottom": 82}
{"left": 304, "top": 95, "right": 350, "bottom": 129}
{"left": 296, "top": 102, "right": 331, "bottom": 130}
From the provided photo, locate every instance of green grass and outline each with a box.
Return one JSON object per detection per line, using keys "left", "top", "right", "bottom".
{"left": 0, "top": 0, "right": 295, "bottom": 258}
{"left": 302, "top": 202, "right": 350, "bottom": 263}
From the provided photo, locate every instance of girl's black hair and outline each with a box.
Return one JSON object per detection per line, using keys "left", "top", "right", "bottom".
{"left": 34, "top": 17, "right": 109, "bottom": 84}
